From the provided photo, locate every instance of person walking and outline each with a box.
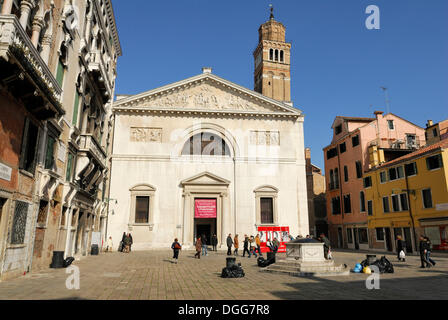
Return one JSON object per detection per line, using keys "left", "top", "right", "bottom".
{"left": 119, "top": 232, "right": 126, "bottom": 252}
{"left": 123, "top": 233, "right": 132, "bottom": 253}
{"left": 396, "top": 235, "right": 406, "bottom": 262}
{"left": 243, "top": 234, "right": 250, "bottom": 258}
{"left": 255, "top": 234, "right": 262, "bottom": 257}
{"left": 419, "top": 235, "right": 431, "bottom": 268}
{"left": 249, "top": 236, "right": 257, "bottom": 258}
{"left": 171, "top": 238, "right": 182, "bottom": 263}
{"left": 195, "top": 236, "right": 202, "bottom": 259}
{"left": 425, "top": 236, "right": 436, "bottom": 266}
{"left": 201, "top": 234, "right": 208, "bottom": 256}
{"left": 234, "top": 234, "right": 239, "bottom": 256}
{"left": 320, "top": 233, "right": 331, "bottom": 260}
{"left": 226, "top": 234, "right": 233, "bottom": 256}
{"left": 211, "top": 234, "right": 218, "bottom": 252}
{"left": 106, "top": 236, "right": 113, "bottom": 252}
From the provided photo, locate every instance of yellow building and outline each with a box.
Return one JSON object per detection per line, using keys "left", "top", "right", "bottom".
{"left": 364, "top": 139, "right": 448, "bottom": 253}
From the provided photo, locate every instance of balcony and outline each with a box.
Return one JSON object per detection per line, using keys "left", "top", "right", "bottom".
{"left": 78, "top": 134, "right": 107, "bottom": 168}
{"left": 369, "top": 136, "right": 422, "bottom": 151}
{"left": 87, "top": 50, "right": 112, "bottom": 104}
{"left": 0, "top": 15, "right": 64, "bottom": 119}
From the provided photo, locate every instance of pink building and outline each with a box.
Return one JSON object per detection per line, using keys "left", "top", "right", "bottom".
{"left": 323, "top": 111, "right": 425, "bottom": 250}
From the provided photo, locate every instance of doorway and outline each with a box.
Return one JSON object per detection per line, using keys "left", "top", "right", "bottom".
{"left": 385, "top": 228, "right": 393, "bottom": 252}
{"left": 337, "top": 227, "right": 343, "bottom": 248}
{"left": 194, "top": 218, "right": 216, "bottom": 245}
{"left": 353, "top": 228, "right": 360, "bottom": 250}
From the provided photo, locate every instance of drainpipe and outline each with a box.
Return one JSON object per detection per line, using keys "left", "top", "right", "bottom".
{"left": 404, "top": 171, "right": 418, "bottom": 253}
{"left": 336, "top": 148, "right": 345, "bottom": 248}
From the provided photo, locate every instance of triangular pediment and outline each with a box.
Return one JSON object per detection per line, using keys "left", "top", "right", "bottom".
{"left": 181, "top": 172, "right": 230, "bottom": 186}
{"left": 114, "top": 72, "right": 302, "bottom": 116}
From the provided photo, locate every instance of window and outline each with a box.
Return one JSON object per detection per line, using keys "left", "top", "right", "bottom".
{"left": 135, "top": 196, "right": 149, "bottom": 224}
{"left": 19, "top": 118, "right": 39, "bottom": 173}
{"left": 376, "top": 228, "right": 385, "bottom": 241}
{"left": 380, "top": 171, "right": 387, "bottom": 183}
{"left": 343, "top": 194, "right": 351, "bottom": 214}
{"left": 44, "top": 135, "right": 56, "bottom": 170}
{"left": 433, "top": 128, "right": 438, "bottom": 137}
{"left": 426, "top": 154, "right": 443, "bottom": 170}
{"left": 329, "top": 169, "right": 334, "bottom": 190}
{"left": 422, "top": 189, "right": 433, "bottom": 209}
{"left": 356, "top": 161, "right": 363, "bottom": 179}
{"left": 358, "top": 228, "right": 369, "bottom": 244}
{"left": 334, "top": 168, "right": 339, "bottom": 189}
{"left": 280, "top": 50, "right": 284, "bottom": 62}
{"left": 360, "top": 191, "right": 366, "bottom": 212}
{"left": 326, "top": 147, "right": 338, "bottom": 160}
{"left": 60, "top": 207, "right": 67, "bottom": 228}
{"left": 182, "top": 133, "right": 231, "bottom": 156}
{"left": 37, "top": 200, "right": 49, "bottom": 226}
{"left": 400, "top": 194, "right": 409, "bottom": 211}
{"left": 405, "top": 162, "right": 418, "bottom": 176}
{"left": 344, "top": 166, "right": 348, "bottom": 182}
{"left": 363, "top": 176, "right": 372, "bottom": 188}
{"left": 65, "top": 152, "right": 75, "bottom": 182}
{"left": 269, "top": 49, "right": 273, "bottom": 61}
{"left": 367, "top": 200, "right": 373, "bottom": 216}
{"left": 335, "top": 125, "right": 342, "bottom": 135}
{"left": 391, "top": 195, "right": 400, "bottom": 212}
{"left": 331, "top": 197, "right": 341, "bottom": 215}
{"left": 56, "top": 58, "right": 65, "bottom": 87}
{"left": 274, "top": 49, "right": 279, "bottom": 61}
{"left": 383, "top": 197, "right": 390, "bottom": 213}
{"left": 347, "top": 228, "right": 353, "bottom": 243}
{"left": 352, "top": 135, "right": 360, "bottom": 147}
{"left": 339, "top": 142, "right": 346, "bottom": 154}
{"left": 388, "top": 166, "right": 404, "bottom": 181}
{"left": 10, "top": 201, "right": 29, "bottom": 245}
{"left": 387, "top": 120, "right": 395, "bottom": 130}
{"left": 260, "top": 198, "right": 274, "bottom": 224}
{"left": 72, "top": 91, "right": 80, "bottom": 126}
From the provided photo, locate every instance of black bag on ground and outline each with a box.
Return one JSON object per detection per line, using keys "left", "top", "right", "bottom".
{"left": 63, "top": 257, "right": 75, "bottom": 268}
{"left": 221, "top": 263, "right": 245, "bottom": 278}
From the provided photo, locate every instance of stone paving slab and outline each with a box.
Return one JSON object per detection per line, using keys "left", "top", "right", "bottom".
{"left": 0, "top": 249, "right": 447, "bottom": 300}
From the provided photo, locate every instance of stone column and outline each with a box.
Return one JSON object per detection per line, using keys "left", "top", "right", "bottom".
{"left": 182, "top": 192, "right": 192, "bottom": 246}
{"left": 0, "top": 0, "right": 13, "bottom": 14}
{"left": 19, "top": 0, "right": 34, "bottom": 30}
{"left": 40, "top": 34, "right": 52, "bottom": 64}
{"left": 30, "top": 16, "right": 44, "bottom": 48}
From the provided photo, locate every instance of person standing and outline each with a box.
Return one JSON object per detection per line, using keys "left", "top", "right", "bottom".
{"left": 243, "top": 234, "right": 250, "bottom": 258}
{"left": 128, "top": 233, "right": 133, "bottom": 252}
{"left": 106, "top": 236, "right": 113, "bottom": 252}
{"left": 201, "top": 234, "right": 208, "bottom": 256}
{"left": 272, "top": 237, "right": 280, "bottom": 253}
{"left": 249, "top": 236, "right": 257, "bottom": 258}
{"left": 120, "top": 232, "right": 126, "bottom": 252}
{"left": 211, "top": 234, "right": 218, "bottom": 252}
{"left": 255, "top": 234, "right": 262, "bottom": 257}
{"left": 226, "top": 234, "right": 233, "bottom": 256}
{"left": 234, "top": 234, "right": 239, "bottom": 256}
{"left": 396, "top": 235, "right": 406, "bottom": 262}
{"left": 195, "top": 236, "right": 202, "bottom": 259}
{"left": 419, "top": 235, "right": 431, "bottom": 268}
{"left": 320, "top": 233, "right": 331, "bottom": 260}
{"left": 123, "top": 233, "right": 132, "bottom": 253}
{"left": 425, "top": 237, "right": 436, "bottom": 266}
{"left": 171, "top": 238, "right": 182, "bottom": 263}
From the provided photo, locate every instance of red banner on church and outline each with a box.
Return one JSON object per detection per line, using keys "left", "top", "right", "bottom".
{"left": 195, "top": 199, "right": 217, "bottom": 218}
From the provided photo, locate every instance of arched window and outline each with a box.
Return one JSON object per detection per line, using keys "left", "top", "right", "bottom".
{"left": 275, "top": 49, "right": 279, "bottom": 61}
{"left": 269, "top": 49, "right": 273, "bottom": 61}
{"left": 181, "top": 132, "right": 231, "bottom": 156}
{"left": 280, "top": 50, "right": 284, "bottom": 62}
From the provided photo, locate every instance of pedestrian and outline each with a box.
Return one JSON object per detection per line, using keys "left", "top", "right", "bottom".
{"left": 255, "top": 234, "right": 262, "bottom": 257}
{"left": 106, "top": 236, "right": 113, "bottom": 252}
{"left": 396, "top": 235, "right": 406, "bottom": 262}
{"left": 419, "top": 235, "right": 431, "bottom": 268}
{"left": 128, "top": 233, "right": 133, "bottom": 252}
{"left": 320, "top": 233, "right": 331, "bottom": 260}
{"left": 272, "top": 237, "right": 280, "bottom": 253}
{"left": 226, "top": 234, "right": 233, "bottom": 256}
{"left": 211, "top": 234, "right": 218, "bottom": 251}
{"left": 120, "top": 232, "right": 126, "bottom": 252}
{"left": 425, "top": 237, "right": 436, "bottom": 266}
{"left": 234, "top": 234, "right": 239, "bottom": 256}
{"left": 201, "top": 234, "right": 208, "bottom": 256}
{"left": 171, "top": 238, "right": 182, "bottom": 263}
{"left": 123, "top": 233, "right": 132, "bottom": 253}
{"left": 249, "top": 235, "right": 257, "bottom": 258}
{"left": 195, "top": 236, "right": 202, "bottom": 259}
{"left": 243, "top": 234, "right": 250, "bottom": 258}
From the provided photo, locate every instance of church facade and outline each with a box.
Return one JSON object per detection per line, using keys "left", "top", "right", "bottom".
{"left": 106, "top": 12, "right": 309, "bottom": 249}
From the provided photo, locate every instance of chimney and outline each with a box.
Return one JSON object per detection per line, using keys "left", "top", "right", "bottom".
{"left": 427, "top": 120, "right": 434, "bottom": 127}
{"left": 374, "top": 111, "right": 384, "bottom": 120}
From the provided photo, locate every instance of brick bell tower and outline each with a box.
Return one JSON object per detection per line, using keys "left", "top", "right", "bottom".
{"left": 253, "top": 6, "right": 292, "bottom": 103}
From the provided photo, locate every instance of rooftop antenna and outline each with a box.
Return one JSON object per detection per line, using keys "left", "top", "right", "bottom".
{"left": 269, "top": 4, "right": 274, "bottom": 20}
{"left": 380, "top": 87, "right": 391, "bottom": 115}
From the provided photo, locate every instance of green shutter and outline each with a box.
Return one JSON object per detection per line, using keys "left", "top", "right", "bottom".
{"left": 45, "top": 136, "right": 55, "bottom": 170}
{"left": 66, "top": 153, "right": 73, "bottom": 182}
{"left": 72, "top": 92, "right": 80, "bottom": 126}
{"left": 56, "top": 60, "right": 65, "bottom": 87}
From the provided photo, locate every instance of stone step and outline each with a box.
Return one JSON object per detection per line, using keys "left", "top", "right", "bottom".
{"left": 261, "top": 268, "right": 351, "bottom": 277}
{"left": 266, "top": 264, "right": 344, "bottom": 273}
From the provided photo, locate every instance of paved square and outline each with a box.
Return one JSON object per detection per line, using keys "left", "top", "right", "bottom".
{"left": 0, "top": 249, "right": 447, "bottom": 300}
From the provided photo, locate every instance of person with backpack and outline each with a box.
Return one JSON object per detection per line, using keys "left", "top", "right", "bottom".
{"left": 171, "top": 238, "right": 182, "bottom": 263}
{"left": 396, "top": 235, "right": 406, "bottom": 262}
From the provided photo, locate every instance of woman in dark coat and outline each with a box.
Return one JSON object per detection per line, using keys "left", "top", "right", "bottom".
{"left": 195, "top": 236, "right": 202, "bottom": 259}
{"left": 211, "top": 234, "right": 218, "bottom": 251}
{"left": 120, "top": 232, "right": 126, "bottom": 252}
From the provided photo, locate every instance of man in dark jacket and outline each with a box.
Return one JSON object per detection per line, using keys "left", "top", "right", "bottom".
{"left": 226, "top": 234, "right": 233, "bottom": 256}
{"left": 211, "top": 234, "right": 218, "bottom": 251}
{"left": 201, "top": 234, "right": 208, "bottom": 256}
{"left": 242, "top": 235, "right": 250, "bottom": 258}
{"left": 419, "top": 235, "right": 431, "bottom": 268}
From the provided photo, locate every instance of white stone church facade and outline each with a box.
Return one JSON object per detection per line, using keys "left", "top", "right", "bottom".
{"left": 106, "top": 13, "right": 309, "bottom": 249}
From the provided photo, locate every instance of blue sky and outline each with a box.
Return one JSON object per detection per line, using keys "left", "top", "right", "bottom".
{"left": 112, "top": 0, "right": 448, "bottom": 170}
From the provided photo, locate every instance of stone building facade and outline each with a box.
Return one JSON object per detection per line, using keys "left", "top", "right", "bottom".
{"left": 106, "top": 12, "right": 309, "bottom": 250}
{"left": 0, "top": 0, "right": 120, "bottom": 279}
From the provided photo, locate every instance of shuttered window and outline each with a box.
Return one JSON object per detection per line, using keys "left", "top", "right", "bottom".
{"left": 135, "top": 196, "right": 149, "bottom": 224}
{"left": 260, "top": 198, "right": 274, "bottom": 224}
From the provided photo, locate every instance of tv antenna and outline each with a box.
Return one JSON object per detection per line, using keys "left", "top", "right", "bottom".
{"left": 380, "top": 87, "right": 391, "bottom": 114}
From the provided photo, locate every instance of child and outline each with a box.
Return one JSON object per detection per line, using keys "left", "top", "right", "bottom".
{"left": 171, "top": 238, "right": 182, "bottom": 263}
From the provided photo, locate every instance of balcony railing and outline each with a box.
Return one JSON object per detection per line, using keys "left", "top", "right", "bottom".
{"left": 0, "top": 15, "right": 63, "bottom": 109}
{"left": 87, "top": 50, "right": 112, "bottom": 100}
{"left": 78, "top": 134, "right": 107, "bottom": 167}
{"left": 369, "top": 137, "right": 422, "bottom": 150}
